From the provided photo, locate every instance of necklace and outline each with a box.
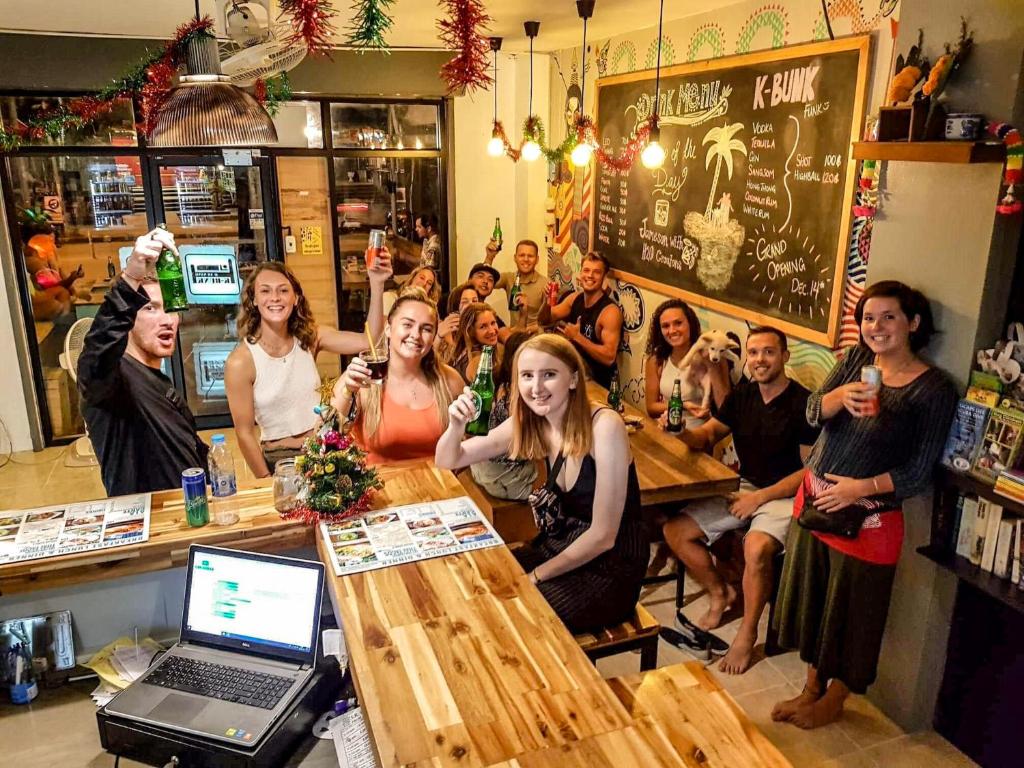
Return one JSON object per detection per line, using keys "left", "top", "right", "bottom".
{"left": 258, "top": 335, "right": 293, "bottom": 360}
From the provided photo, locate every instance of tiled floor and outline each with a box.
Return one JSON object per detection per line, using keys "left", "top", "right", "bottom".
{"left": 0, "top": 432, "right": 977, "bottom": 767}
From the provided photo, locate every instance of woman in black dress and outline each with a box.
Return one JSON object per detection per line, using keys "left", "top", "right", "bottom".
{"left": 435, "top": 333, "right": 647, "bottom": 632}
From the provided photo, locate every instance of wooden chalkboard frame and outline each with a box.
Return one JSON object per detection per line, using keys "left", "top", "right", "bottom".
{"left": 592, "top": 36, "right": 871, "bottom": 346}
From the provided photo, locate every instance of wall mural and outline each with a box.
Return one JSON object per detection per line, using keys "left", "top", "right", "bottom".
{"left": 547, "top": 0, "right": 898, "bottom": 406}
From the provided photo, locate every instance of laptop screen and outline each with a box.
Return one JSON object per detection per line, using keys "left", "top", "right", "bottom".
{"left": 181, "top": 546, "right": 324, "bottom": 664}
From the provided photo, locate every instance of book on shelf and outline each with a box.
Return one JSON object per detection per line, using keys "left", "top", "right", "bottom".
{"left": 942, "top": 399, "right": 991, "bottom": 473}
{"left": 969, "top": 369, "right": 1004, "bottom": 394}
{"left": 1013, "top": 521, "right": 1022, "bottom": 585}
{"left": 970, "top": 406, "right": 1024, "bottom": 484}
{"left": 966, "top": 386, "right": 1001, "bottom": 408}
{"left": 994, "top": 469, "right": 1024, "bottom": 502}
{"left": 993, "top": 518, "right": 1016, "bottom": 579}
{"left": 955, "top": 495, "right": 980, "bottom": 559}
{"left": 970, "top": 499, "right": 989, "bottom": 566}
{"left": 980, "top": 500, "right": 1005, "bottom": 572}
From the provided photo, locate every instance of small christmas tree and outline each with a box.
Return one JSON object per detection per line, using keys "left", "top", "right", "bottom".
{"left": 286, "top": 399, "right": 384, "bottom": 524}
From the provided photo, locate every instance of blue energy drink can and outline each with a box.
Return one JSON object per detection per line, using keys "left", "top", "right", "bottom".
{"left": 182, "top": 468, "right": 209, "bottom": 527}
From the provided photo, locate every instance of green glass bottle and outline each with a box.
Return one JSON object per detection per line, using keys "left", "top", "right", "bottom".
{"left": 667, "top": 378, "right": 684, "bottom": 433}
{"left": 466, "top": 346, "right": 495, "bottom": 436}
{"left": 155, "top": 223, "right": 189, "bottom": 312}
{"left": 492, "top": 216, "right": 503, "bottom": 252}
{"left": 607, "top": 368, "right": 624, "bottom": 414}
{"left": 508, "top": 271, "right": 522, "bottom": 312}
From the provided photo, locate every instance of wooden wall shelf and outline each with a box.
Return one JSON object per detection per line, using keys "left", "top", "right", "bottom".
{"left": 940, "top": 467, "right": 1024, "bottom": 517}
{"left": 917, "top": 545, "right": 1024, "bottom": 616}
{"left": 851, "top": 141, "right": 1006, "bottom": 164}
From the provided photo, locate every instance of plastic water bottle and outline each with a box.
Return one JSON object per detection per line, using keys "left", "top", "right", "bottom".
{"left": 208, "top": 434, "right": 237, "bottom": 498}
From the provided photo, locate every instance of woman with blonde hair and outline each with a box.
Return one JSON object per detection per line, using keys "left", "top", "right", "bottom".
{"left": 226, "top": 252, "right": 391, "bottom": 477}
{"left": 383, "top": 264, "right": 440, "bottom": 315}
{"left": 435, "top": 333, "right": 647, "bottom": 632}
{"left": 332, "top": 288, "right": 463, "bottom": 465}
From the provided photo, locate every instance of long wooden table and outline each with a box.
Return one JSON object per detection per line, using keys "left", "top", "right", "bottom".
{"left": 318, "top": 461, "right": 788, "bottom": 767}
{"left": 0, "top": 482, "right": 309, "bottom": 597}
{"left": 586, "top": 380, "right": 738, "bottom": 507}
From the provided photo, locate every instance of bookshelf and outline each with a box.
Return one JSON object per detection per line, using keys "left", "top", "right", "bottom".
{"left": 917, "top": 544, "right": 1024, "bottom": 615}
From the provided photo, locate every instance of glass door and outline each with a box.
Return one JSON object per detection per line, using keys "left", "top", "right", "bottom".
{"left": 146, "top": 153, "right": 280, "bottom": 426}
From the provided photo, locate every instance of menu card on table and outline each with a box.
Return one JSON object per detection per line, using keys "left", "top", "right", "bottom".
{"left": 0, "top": 494, "right": 151, "bottom": 565}
{"left": 320, "top": 495, "right": 503, "bottom": 577}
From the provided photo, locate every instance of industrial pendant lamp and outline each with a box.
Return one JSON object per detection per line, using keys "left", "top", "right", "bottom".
{"left": 521, "top": 21, "right": 542, "bottom": 162}
{"left": 150, "top": 0, "right": 278, "bottom": 147}
{"left": 487, "top": 37, "right": 505, "bottom": 156}
{"left": 640, "top": 0, "right": 667, "bottom": 169}
{"left": 570, "top": 0, "right": 596, "bottom": 168}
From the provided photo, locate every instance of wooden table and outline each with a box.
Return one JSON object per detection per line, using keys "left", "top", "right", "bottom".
{"left": 0, "top": 482, "right": 310, "bottom": 597}
{"left": 586, "top": 381, "right": 738, "bottom": 507}
{"left": 318, "top": 460, "right": 785, "bottom": 767}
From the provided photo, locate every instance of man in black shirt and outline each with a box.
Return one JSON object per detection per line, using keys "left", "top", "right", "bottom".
{"left": 662, "top": 327, "right": 818, "bottom": 674}
{"left": 537, "top": 252, "right": 622, "bottom": 388}
{"left": 78, "top": 228, "right": 208, "bottom": 496}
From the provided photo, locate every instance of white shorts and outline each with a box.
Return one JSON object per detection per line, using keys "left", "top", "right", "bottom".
{"left": 684, "top": 479, "right": 794, "bottom": 547}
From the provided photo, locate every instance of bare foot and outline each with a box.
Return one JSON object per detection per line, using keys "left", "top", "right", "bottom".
{"left": 696, "top": 583, "right": 736, "bottom": 631}
{"left": 770, "top": 687, "right": 821, "bottom": 722}
{"left": 718, "top": 630, "right": 756, "bottom": 675}
{"left": 647, "top": 542, "right": 672, "bottom": 577}
{"left": 789, "top": 692, "right": 845, "bottom": 729}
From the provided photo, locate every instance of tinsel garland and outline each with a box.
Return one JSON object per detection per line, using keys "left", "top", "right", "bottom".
{"left": 280, "top": 0, "right": 338, "bottom": 56}
{"left": 491, "top": 114, "right": 656, "bottom": 172}
{"left": 989, "top": 121, "right": 1023, "bottom": 215}
{"left": 0, "top": 17, "right": 216, "bottom": 148}
{"left": 345, "top": 0, "right": 394, "bottom": 50}
{"left": 437, "top": 0, "right": 492, "bottom": 95}
{"left": 254, "top": 72, "right": 293, "bottom": 117}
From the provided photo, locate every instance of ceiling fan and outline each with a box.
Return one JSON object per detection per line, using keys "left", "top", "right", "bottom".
{"left": 219, "top": 0, "right": 307, "bottom": 87}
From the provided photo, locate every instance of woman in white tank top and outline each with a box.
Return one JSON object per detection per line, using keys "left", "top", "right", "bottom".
{"left": 225, "top": 253, "right": 392, "bottom": 477}
{"left": 643, "top": 299, "right": 731, "bottom": 429}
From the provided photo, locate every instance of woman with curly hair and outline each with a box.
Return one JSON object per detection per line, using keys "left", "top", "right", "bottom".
{"left": 643, "top": 298, "right": 730, "bottom": 426}
{"left": 225, "top": 251, "right": 391, "bottom": 477}
{"left": 451, "top": 302, "right": 504, "bottom": 383}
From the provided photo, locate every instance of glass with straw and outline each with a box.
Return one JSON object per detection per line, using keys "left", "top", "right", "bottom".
{"left": 362, "top": 322, "right": 388, "bottom": 384}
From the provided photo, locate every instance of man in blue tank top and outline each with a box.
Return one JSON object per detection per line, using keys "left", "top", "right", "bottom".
{"left": 538, "top": 252, "right": 622, "bottom": 388}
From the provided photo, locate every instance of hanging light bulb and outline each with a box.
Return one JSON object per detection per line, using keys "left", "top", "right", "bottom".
{"left": 571, "top": 140, "right": 593, "bottom": 167}
{"left": 521, "top": 22, "right": 542, "bottom": 162}
{"left": 487, "top": 127, "right": 504, "bottom": 156}
{"left": 522, "top": 140, "right": 542, "bottom": 162}
{"left": 641, "top": 124, "right": 665, "bottom": 169}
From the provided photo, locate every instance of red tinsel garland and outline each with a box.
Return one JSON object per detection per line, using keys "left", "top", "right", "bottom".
{"left": 139, "top": 60, "right": 177, "bottom": 137}
{"left": 279, "top": 0, "right": 338, "bottom": 56}
{"left": 438, "top": 0, "right": 493, "bottom": 95}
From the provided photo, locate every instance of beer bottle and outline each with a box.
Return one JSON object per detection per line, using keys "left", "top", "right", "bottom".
{"left": 155, "top": 223, "right": 189, "bottom": 311}
{"left": 466, "top": 345, "right": 496, "bottom": 436}
{"left": 607, "top": 368, "right": 624, "bottom": 414}
{"left": 492, "top": 217, "right": 503, "bottom": 252}
{"left": 667, "top": 378, "right": 684, "bottom": 433}
{"left": 508, "top": 271, "right": 522, "bottom": 312}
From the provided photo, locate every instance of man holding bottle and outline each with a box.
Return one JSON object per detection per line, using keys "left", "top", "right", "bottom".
{"left": 484, "top": 236, "right": 546, "bottom": 330}
{"left": 659, "top": 326, "right": 817, "bottom": 675}
{"left": 78, "top": 227, "right": 207, "bottom": 496}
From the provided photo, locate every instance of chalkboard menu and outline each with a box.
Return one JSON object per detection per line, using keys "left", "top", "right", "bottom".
{"left": 593, "top": 37, "right": 869, "bottom": 345}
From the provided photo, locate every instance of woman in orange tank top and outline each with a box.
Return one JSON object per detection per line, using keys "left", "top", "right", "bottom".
{"left": 332, "top": 290, "right": 464, "bottom": 465}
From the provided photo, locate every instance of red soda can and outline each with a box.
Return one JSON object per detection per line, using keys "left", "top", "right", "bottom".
{"left": 546, "top": 282, "right": 559, "bottom": 307}
{"left": 366, "top": 229, "right": 385, "bottom": 269}
{"left": 860, "top": 365, "right": 881, "bottom": 416}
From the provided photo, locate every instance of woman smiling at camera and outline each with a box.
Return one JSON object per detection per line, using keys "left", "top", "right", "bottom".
{"left": 770, "top": 280, "right": 956, "bottom": 731}
{"left": 451, "top": 302, "right": 504, "bottom": 383}
{"left": 332, "top": 288, "right": 463, "bottom": 465}
{"left": 435, "top": 333, "right": 648, "bottom": 633}
{"left": 225, "top": 252, "right": 391, "bottom": 478}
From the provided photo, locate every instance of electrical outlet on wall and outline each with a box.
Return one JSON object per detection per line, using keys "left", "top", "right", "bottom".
{"left": 285, "top": 235, "right": 297, "bottom": 254}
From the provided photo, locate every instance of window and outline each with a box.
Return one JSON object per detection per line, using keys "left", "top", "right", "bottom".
{"left": 0, "top": 96, "right": 137, "bottom": 147}
{"left": 330, "top": 103, "right": 439, "bottom": 150}
{"left": 270, "top": 100, "right": 323, "bottom": 148}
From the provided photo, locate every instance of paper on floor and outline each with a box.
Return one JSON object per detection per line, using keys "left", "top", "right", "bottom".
{"left": 329, "top": 706, "right": 377, "bottom": 768}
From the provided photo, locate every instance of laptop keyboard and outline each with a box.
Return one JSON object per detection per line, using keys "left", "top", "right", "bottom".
{"left": 145, "top": 656, "right": 294, "bottom": 710}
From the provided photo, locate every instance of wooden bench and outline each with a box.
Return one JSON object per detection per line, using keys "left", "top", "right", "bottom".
{"left": 456, "top": 468, "right": 539, "bottom": 544}
{"left": 574, "top": 603, "right": 661, "bottom": 671}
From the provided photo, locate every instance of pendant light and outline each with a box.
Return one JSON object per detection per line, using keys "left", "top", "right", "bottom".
{"left": 150, "top": 0, "right": 278, "bottom": 147}
{"left": 640, "top": 0, "right": 666, "bottom": 169}
{"left": 487, "top": 37, "right": 505, "bottom": 156}
{"left": 570, "top": 0, "right": 596, "bottom": 168}
{"left": 521, "top": 21, "right": 542, "bottom": 162}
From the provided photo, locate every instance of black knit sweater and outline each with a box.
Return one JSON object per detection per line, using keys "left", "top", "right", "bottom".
{"left": 806, "top": 345, "right": 957, "bottom": 502}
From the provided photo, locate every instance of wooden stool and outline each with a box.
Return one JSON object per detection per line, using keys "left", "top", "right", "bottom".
{"left": 456, "top": 469, "right": 538, "bottom": 544}
{"left": 574, "top": 604, "right": 660, "bottom": 671}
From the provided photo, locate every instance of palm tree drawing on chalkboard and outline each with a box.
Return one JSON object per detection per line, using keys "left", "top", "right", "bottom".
{"left": 702, "top": 122, "right": 747, "bottom": 220}
{"left": 683, "top": 121, "right": 747, "bottom": 292}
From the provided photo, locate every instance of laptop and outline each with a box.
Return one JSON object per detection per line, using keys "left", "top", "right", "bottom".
{"left": 105, "top": 545, "right": 325, "bottom": 747}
